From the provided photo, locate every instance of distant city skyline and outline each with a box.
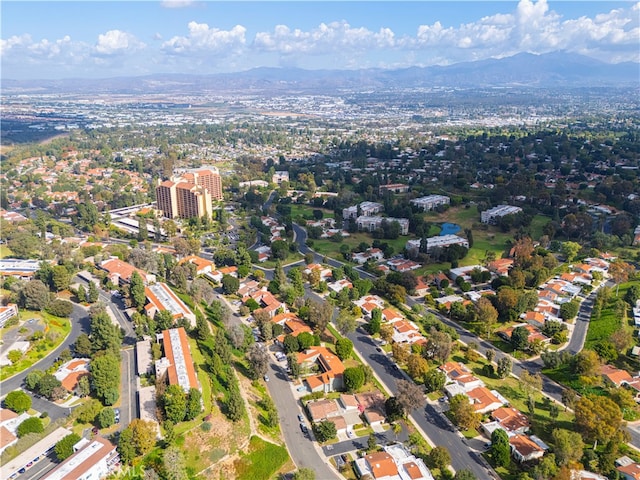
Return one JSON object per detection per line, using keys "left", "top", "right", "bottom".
{"left": 1, "top": 0, "right": 638, "bottom": 80}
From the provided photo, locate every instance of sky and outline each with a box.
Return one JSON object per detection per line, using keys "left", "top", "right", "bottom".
{"left": 1, "top": 1, "right": 638, "bottom": 80}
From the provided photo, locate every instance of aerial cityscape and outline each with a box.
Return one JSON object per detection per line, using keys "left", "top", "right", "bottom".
{"left": 1, "top": 2, "right": 639, "bottom": 480}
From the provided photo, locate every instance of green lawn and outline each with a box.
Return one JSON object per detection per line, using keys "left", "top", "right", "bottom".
{"left": 0, "top": 245, "right": 13, "bottom": 258}
{"left": 529, "top": 215, "right": 551, "bottom": 241}
{"left": 289, "top": 204, "right": 335, "bottom": 221}
{"left": 310, "top": 232, "right": 414, "bottom": 261}
{"left": 259, "top": 252, "right": 304, "bottom": 269}
{"left": 0, "top": 312, "right": 72, "bottom": 381}
{"left": 234, "top": 436, "right": 289, "bottom": 480}
{"left": 585, "top": 281, "right": 638, "bottom": 349}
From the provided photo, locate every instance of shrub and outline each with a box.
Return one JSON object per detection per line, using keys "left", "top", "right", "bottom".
{"left": 201, "top": 422, "right": 212, "bottom": 432}
{"left": 4, "top": 390, "right": 32, "bottom": 413}
{"left": 55, "top": 433, "right": 81, "bottom": 460}
{"left": 46, "top": 299, "right": 74, "bottom": 318}
{"left": 17, "top": 417, "right": 44, "bottom": 437}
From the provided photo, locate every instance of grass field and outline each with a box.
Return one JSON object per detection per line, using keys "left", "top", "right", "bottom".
{"left": 234, "top": 436, "right": 289, "bottom": 480}
{"left": 0, "top": 312, "right": 72, "bottom": 381}
{"left": 310, "top": 231, "right": 414, "bottom": 261}
{"left": 0, "top": 246, "right": 13, "bottom": 258}
{"left": 585, "top": 282, "right": 638, "bottom": 349}
{"left": 289, "top": 204, "right": 335, "bottom": 220}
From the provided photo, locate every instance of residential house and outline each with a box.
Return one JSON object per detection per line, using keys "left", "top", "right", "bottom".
{"left": 179, "top": 255, "right": 214, "bottom": 275}
{"left": 247, "top": 290, "right": 287, "bottom": 318}
{"left": 54, "top": 358, "right": 90, "bottom": 394}
{"left": 99, "top": 257, "right": 156, "bottom": 286}
{"left": 600, "top": 365, "right": 632, "bottom": 387}
{"left": 387, "top": 258, "right": 420, "bottom": 272}
{"left": 354, "top": 295, "right": 385, "bottom": 318}
{"left": 327, "top": 279, "right": 353, "bottom": 293}
{"left": 488, "top": 258, "right": 514, "bottom": 277}
{"left": 466, "top": 387, "right": 506, "bottom": 414}
{"left": 352, "top": 248, "right": 385, "bottom": 264}
{"left": 297, "top": 346, "right": 345, "bottom": 393}
{"left": 0, "top": 259, "right": 41, "bottom": 280}
{"left": 509, "top": 434, "right": 547, "bottom": 463}
{"left": 355, "top": 391, "right": 387, "bottom": 427}
{"left": 482, "top": 407, "right": 530, "bottom": 437}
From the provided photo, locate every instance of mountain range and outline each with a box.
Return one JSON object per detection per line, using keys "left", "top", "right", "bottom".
{"left": 3, "top": 52, "right": 638, "bottom": 95}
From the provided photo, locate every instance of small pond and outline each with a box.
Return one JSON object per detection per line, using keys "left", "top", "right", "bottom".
{"left": 440, "top": 222, "right": 461, "bottom": 236}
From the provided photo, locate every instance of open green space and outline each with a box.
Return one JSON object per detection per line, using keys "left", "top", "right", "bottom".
{"left": 259, "top": 252, "right": 304, "bottom": 269}
{"left": 0, "top": 312, "right": 72, "bottom": 381}
{"left": 0, "top": 245, "right": 13, "bottom": 258}
{"left": 289, "top": 204, "right": 335, "bottom": 220}
{"left": 310, "top": 231, "right": 413, "bottom": 262}
{"left": 585, "top": 281, "right": 638, "bottom": 349}
{"left": 234, "top": 436, "right": 289, "bottom": 480}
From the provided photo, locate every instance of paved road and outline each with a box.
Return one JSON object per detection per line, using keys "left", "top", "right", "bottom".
{"left": 346, "top": 326, "right": 494, "bottom": 480}
{"left": 0, "top": 304, "right": 90, "bottom": 422}
{"left": 264, "top": 361, "right": 339, "bottom": 479}
{"left": 321, "top": 423, "right": 409, "bottom": 457}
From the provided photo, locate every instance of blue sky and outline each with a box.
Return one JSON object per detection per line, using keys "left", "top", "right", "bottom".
{"left": 2, "top": 1, "right": 638, "bottom": 79}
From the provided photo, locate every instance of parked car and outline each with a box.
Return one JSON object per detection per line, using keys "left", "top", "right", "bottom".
{"left": 297, "top": 414, "right": 305, "bottom": 423}
{"left": 299, "top": 423, "right": 308, "bottom": 433}
{"left": 263, "top": 374, "right": 270, "bottom": 382}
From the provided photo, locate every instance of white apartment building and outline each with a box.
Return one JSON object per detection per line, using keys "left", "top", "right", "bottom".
{"left": 410, "top": 195, "right": 451, "bottom": 211}
{"left": 343, "top": 201, "right": 383, "bottom": 220}
{"left": 42, "top": 436, "right": 120, "bottom": 480}
{"left": 356, "top": 216, "right": 409, "bottom": 235}
{"left": 481, "top": 205, "right": 523, "bottom": 224}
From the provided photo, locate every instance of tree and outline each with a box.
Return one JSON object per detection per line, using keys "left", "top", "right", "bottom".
{"left": 17, "top": 417, "right": 44, "bottom": 437}
{"left": 397, "top": 379, "right": 425, "bottom": 414}
{"left": 129, "top": 271, "right": 146, "bottom": 310}
{"left": 427, "top": 446, "right": 451, "bottom": 470}
{"left": 560, "top": 241, "right": 582, "bottom": 262}
{"left": 20, "top": 280, "right": 50, "bottom": 310}
{"left": 55, "top": 433, "right": 81, "bottom": 461}
{"left": 313, "top": 420, "right": 337, "bottom": 442}
{"left": 407, "top": 354, "right": 429, "bottom": 381}
{"left": 247, "top": 343, "right": 269, "bottom": 380}
{"left": 37, "top": 374, "right": 62, "bottom": 399}
{"left": 609, "top": 261, "right": 634, "bottom": 296}
{"left": 77, "top": 375, "right": 91, "bottom": 397}
{"left": 74, "top": 333, "right": 93, "bottom": 357}
{"left": 185, "top": 388, "right": 202, "bottom": 421}
{"left": 496, "top": 357, "right": 512, "bottom": 379}
{"left": 369, "top": 308, "right": 382, "bottom": 334}
{"left": 551, "top": 428, "right": 583, "bottom": 466}
{"left": 118, "top": 426, "right": 137, "bottom": 464}
{"left": 559, "top": 299, "right": 579, "bottom": 321}
{"left": 344, "top": 367, "right": 365, "bottom": 392}
{"left": 424, "top": 369, "right": 446, "bottom": 393}
{"left": 454, "top": 470, "right": 476, "bottom": 480}
{"left": 87, "top": 281, "right": 99, "bottom": 303}
{"left": 25, "top": 370, "right": 44, "bottom": 391}
{"left": 163, "top": 446, "right": 188, "bottom": 480}
{"left": 449, "top": 394, "right": 480, "bottom": 430}
{"left": 511, "top": 326, "right": 530, "bottom": 351}
{"left": 307, "top": 298, "right": 333, "bottom": 334}
{"left": 392, "top": 342, "right": 410, "bottom": 364}
{"left": 155, "top": 309, "right": 174, "bottom": 332}
{"left": 335, "top": 338, "right": 353, "bottom": 360}
{"left": 485, "top": 348, "right": 495, "bottom": 364}
{"left": 91, "top": 353, "right": 120, "bottom": 405}
{"left": 221, "top": 274, "right": 240, "bottom": 294}
{"left": 51, "top": 265, "right": 72, "bottom": 292}
{"left": 385, "top": 396, "right": 405, "bottom": 422}
{"left": 574, "top": 395, "right": 623, "bottom": 443}
{"left": 335, "top": 311, "right": 356, "bottom": 335}
{"left": 424, "top": 328, "right": 452, "bottom": 364}
{"left": 4, "top": 390, "right": 32, "bottom": 413}
{"left": 98, "top": 407, "right": 116, "bottom": 428}
{"left": 163, "top": 385, "right": 187, "bottom": 423}
{"left": 380, "top": 323, "right": 394, "bottom": 344}
{"left": 518, "top": 371, "right": 543, "bottom": 396}
{"left": 476, "top": 297, "right": 498, "bottom": 338}
{"left": 130, "top": 419, "right": 157, "bottom": 455}
{"left": 46, "top": 299, "right": 73, "bottom": 317}
{"left": 367, "top": 433, "right": 377, "bottom": 452}
{"left": 90, "top": 308, "right": 122, "bottom": 354}
{"left": 75, "top": 398, "right": 103, "bottom": 423}
{"left": 491, "top": 429, "right": 510, "bottom": 468}
{"left": 293, "top": 467, "right": 316, "bottom": 480}
{"left": 571, "top": 349, "right": 600, "bottom": 377}
{"left": 225, "top": 384, "right": 245, "bottom": 422}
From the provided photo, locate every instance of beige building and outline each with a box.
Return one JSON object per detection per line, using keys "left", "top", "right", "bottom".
{"left": 156, "top": 168, "right": 222, "bottom": 219}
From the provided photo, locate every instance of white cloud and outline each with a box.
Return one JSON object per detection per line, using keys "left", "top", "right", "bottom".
{"left": 162, "top": 22, "right": 246, "bottom": 55}
{"left": 160, "top": 0, "right": 194, "bottom": 8}
{"left": 95, "top": 30, "right": 145, "bottom": 55}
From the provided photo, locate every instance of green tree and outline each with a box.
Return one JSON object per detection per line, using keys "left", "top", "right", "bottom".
{"left": 17, "top": 417, "right": 44, "bottom": 437}
{"left": 225, "top": 384, "right": 245, "bottom": 422}
{"left": 491, "top": 428, "right": 510, "bottom": 468}
{"left": 7, "top": 349, "right": 23, "bottom": 364}
{"left": 385, "top": 396, "right": 405, "bottom": 422}
{"left": 117, "top": 426, "right": 136, "bottom": 464}
{"left": 247, "top": 343, "right": 269, "bottom": 380}
{"left": 574, "top": 395, "right": 623, "bottom": 443}
{"left": 449, "top": 394, "right": 480, "bottom": 430}
{"left": 343, "top": 366, "right": 365, "bottom": 392}
{"left": 19, "top": 279, "right": 50, "bottom": 310}
{"left": 163, "top": 385, "right": 187, "bottom": 423}
{"left": 476, "top": 296, "right": 499, "bottom": 338}
{"left": 154, "top": 309, "right": 174, "bottom": 332}
{"left": 87, "top": 281, "right": 99, "bottom": 303}
{"left": 335, "top": 310, "right": 357, "bottom": 335}
{"left": 283, "top": 334, "right": 300, "bottom": 354}
{"left": 335, "top": 338, "right": 353, "bottom": 360}
{"left": 46, "top": 299, "right": 73, "bottom": 317}
{"left": 454, "top": 470, "right": 476, "bottom": 480}
{"left": 560, "top": 241, "right": 582, "bottom": 262}
{"left": 496, "top": 357, "right": 512, "bottom": 378}
{"left": 424, "top": 369, "right": 446, "bottom": 393}
{"left": 313, "top": 420, "right": 337, "bottom": 442}
{"left": 75, "top": 398, "right": 103, "bottom": 423}
{"left": 427, "top": 446, "right": 451, "bottom": 470}
{"left": 4, "top": 390, "right": 32, "bottom": 413}
{"left": 185, "top": 388, "right": 202, "bottom": 421}
{"left": 51, "top": 265, "right": 72, "bottom": 292}
{"left": 559, "top": 299, "right": 580, "bottom": 321}
{"left": 369, "top": 308, "right": 382, "bottom": 334}
{"left": 98, "top": 407, "right": 116, "bottom": 428}
{"left": 91, "top": 353, "right": 120, "bottom": 405}
{"left": 25, "top": 370, "right": 44, "bottom": 391}
{"left": 571, "top": 349, "right": 600, "bottom": 377}
{"left": 510, "top": 326, "right": 530, "bottom": 351}
{"left": 37, "top": 374, "right": 62, "bottom": 399}
{"left": 129, "top": 271, "right": 146, "bottom": 310}
{"left": 90, "top": 308, "right": 122, "bottom": 354}
{"left": 55, "top": 433, "right": 81, "bottom": 461}
{"left": 130, "top": 419, "right": 157, "bottom": 455}
{"left": 551, "top": 428, "right": 583, "bottom": 466}
{"left": 74, "top": 333, "right": 93, "bottom": 357}
{"left": 77, "top": 375, "right": 91, "bottom": 397}
{"left": 222, "top": 274, "right": 240, "bottom": 294}
{"left": 77, "top": 283, "right": 87, "bottom": 302}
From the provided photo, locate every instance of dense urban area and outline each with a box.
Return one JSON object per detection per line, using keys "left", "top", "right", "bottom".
{"left": 0, "top": 87, "right": 639, "bottom": 480}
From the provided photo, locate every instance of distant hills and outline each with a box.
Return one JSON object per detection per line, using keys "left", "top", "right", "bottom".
{"left": 3, "top": 52, "right": 639, "bottom": 95}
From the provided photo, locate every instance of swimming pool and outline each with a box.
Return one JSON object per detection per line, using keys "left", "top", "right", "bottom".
{"left": 440, "top": 222, "right": 461, "bottom": 236}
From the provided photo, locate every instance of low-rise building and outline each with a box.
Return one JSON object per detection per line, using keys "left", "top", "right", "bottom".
{"left": 0, "top": 303, "right": 18, "bottom": 328}
{"left": 481, "top": 205, "right": 523, "bottom": 224}
{"left": 156, "top": 327, "right": 200, "bottom": 393}
{"left": 0, "top": 259, "right": 41, "bottom": 279}
{"left": 410, "top": 195, "right": 450, "bottom": 211}
{"left": 298, "top": 346, "right": 345, "bottom": 393}
{"left": 3, "top": 427, "right": 72, "bottom": 479}
{"left": 99, "top": 257, "right": 155, "bottom": 286}
{"left": 42, "top": 436, "right": 120, "bottom": 480}
{"left": 356, "top": 216, "right": 409, "bottom": 235}
{"left": 54, "top": 358, "right": 90, "bottom": 394}
{"left": 144, "top": 282, "right": 196, "bottom": 327}
{"left": 509, "top": 434, "right": 548, "bottom": 463}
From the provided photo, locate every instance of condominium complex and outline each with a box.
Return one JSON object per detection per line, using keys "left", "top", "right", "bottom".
{"left": 481, "top": 205, "right": 523, "bottom": 224}
{"left": 406, "top": 234, "right": 469, "bottom": 254}
{"left": 156, "top": 168, "right": 222, "bottom": 219}
{"left": 155, "top": 327, "right": 200, "bottom": 393}
{"left": 356, "top": 216, "right": 410, "bottom": 235}
{"left": 42, "top": 436, "right": 120, "bottom": 480}
{"left": 410, "top": 195, "right": 450, "bottom": 211}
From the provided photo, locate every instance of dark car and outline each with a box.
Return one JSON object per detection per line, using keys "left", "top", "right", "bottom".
{"left": 297, "top": 414, "right": 305, "bottom": 423}
{"left": 299, "top": 423, "right": 308, "bottom": 434}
